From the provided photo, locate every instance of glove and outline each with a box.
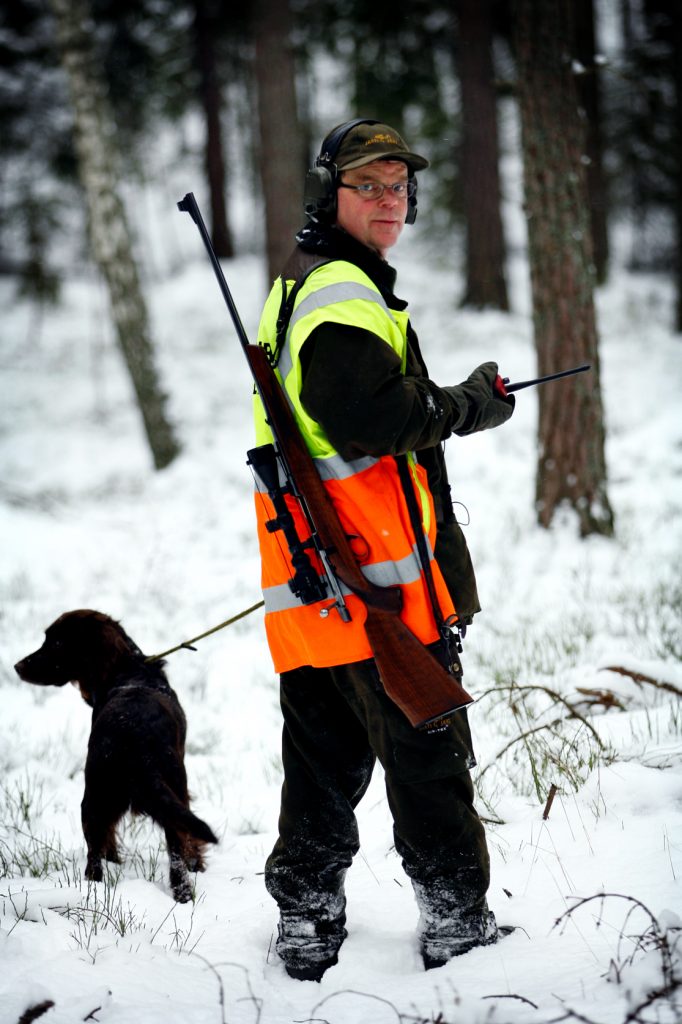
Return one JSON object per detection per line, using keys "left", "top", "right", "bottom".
{"left": 446, "top": 361, "right": 515, "bottom": 434}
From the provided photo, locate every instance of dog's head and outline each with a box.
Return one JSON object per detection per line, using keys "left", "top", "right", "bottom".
{"left": 14, "top": 610, "right": 144, "bottom": 704}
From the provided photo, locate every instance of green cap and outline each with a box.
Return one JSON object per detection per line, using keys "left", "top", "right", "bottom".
{"left": 332, "top": 122, "right": 429, "bottom": 173}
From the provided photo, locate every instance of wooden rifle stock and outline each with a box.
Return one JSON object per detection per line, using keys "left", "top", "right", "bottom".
{"left": 177, "top": 190, "right": 472, "bottom": 729}
{"left": 248, "top": 343, "right": 474, "bottom": 728}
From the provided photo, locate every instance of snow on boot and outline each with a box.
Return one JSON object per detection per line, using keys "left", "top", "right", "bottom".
{"left": 420, "top": 908, "right": 499, "bottom": 969}
{"left": 276, "top": 911, "right": 347, "bottom": 982}
{"left": 411, "top": 877, "right": 501, "bottom": 970}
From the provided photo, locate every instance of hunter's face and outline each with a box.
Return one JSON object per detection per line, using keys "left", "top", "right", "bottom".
{"left": 335, "top": 160, "right": 408, "bottom": 257}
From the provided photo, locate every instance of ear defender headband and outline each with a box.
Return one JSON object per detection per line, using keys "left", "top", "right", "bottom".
{"left": 303, "top": 118, "right": 419, "bottom": 225}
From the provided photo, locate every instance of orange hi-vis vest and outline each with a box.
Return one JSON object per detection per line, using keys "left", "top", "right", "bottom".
{"left": 252, "top": 258, "right": 457, "bottom": 673}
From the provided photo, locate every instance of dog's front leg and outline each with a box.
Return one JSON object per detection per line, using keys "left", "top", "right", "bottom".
{"left": 82, "top": 793, "right": 121, "bottom": 881}
{"left": 85, "top": 850, "right": 104, "bottom": 882}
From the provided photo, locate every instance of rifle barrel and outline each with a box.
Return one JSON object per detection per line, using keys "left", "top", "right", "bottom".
{"left": 504, "top": 363, "right": 591, "bottom": 393}
{"left": 177, "top": 193, "right": 251, "bottom": 354}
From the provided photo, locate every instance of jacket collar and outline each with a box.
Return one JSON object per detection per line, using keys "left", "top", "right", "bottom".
{"left": 294, "top": 221, "right": 408, "bottom": 310}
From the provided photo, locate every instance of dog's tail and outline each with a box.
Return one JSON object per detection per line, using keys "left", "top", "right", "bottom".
{"left": 144, "top": 780, "right": 218, "bottom": 845}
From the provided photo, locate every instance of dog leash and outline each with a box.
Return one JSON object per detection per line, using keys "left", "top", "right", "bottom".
{"left": 145, "top": 599, "right": 265, "bottom": 662}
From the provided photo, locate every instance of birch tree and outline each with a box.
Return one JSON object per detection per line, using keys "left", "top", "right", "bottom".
{"left": 49, "top": 0, "right": 180, "bottom": 470}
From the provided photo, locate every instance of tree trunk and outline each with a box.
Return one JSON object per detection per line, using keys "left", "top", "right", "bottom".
{"left": 252, "top": 0, "right": 305, "bottom": 283}
{"left": 671, "top": 1, "right": 682, "bottom": 332}
{"left": 49, "top": 0, "right": 180, "bottom": 470}
{"left": 456, "top": 0, "right": 509, "bottom": 310}
{"left": 513, "top": 0, "right": 614, "bottom": 537}
{"left": 573, "top": 0, "right": 610, "bottom": 284}
{"left": 193, "top": 0, "right": 233, "bottom": 259}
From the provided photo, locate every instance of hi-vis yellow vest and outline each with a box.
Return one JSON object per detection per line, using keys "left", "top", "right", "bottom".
{"left": 252, "top": 259, "right": 457, "bottom": 672}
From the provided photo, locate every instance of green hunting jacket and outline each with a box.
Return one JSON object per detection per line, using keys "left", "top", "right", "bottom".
{"left": 277, "top": 221, "right": 507, "bottom": 624}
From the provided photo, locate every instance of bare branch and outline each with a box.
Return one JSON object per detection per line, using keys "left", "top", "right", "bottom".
{"left": 600, "top": 665, "right": 682, "bottom": 699}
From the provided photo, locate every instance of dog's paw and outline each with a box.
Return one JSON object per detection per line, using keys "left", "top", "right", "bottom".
{"left": 172, "top": 882, "right": 193, "bottom": 904}
{"left": 85, "top": 858, "right": 103, "bottom": 882}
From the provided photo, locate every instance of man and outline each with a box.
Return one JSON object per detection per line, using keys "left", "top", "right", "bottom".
{"left": 252, "top": 120, "right": 514, "bottom": 981}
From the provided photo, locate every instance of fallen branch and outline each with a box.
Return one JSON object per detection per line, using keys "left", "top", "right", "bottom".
{"left": 574, "top": 687, "right": 625, "bottom": 711}
{"left": 600, "top": 665, "right": 682, "bottom": 700}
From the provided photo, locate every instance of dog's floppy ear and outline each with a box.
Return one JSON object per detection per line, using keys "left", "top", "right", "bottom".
{"left": 107, "top": 618, "right": 144, "bottom": 659}
{"left": 66, "top": 611, "right": 145, "bottom": 686}
{"left": 73, "top": 680, "right": 95, "bottom": 706}
{"left": 94, "top": 616, "right": 145, "bottom": 679}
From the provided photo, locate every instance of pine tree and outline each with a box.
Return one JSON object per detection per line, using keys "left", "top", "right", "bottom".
{"left": 573, "top": 0, "right": 609, "bottom": 284}
{"left": 192, "top": 0, "right": 233, "bottom": 258}
{"left": 252, "top": 0, "right": 305, "bottom": 282}
{"left": 513, "top": 0, "right": 613, "bottom": 537}
{"left": 456, "top": 0, "right": 509, "bottom": 309}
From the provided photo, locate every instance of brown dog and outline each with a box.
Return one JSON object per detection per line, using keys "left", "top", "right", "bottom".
{"left": 14, "top": 609, "right": 218, "bottom": 903}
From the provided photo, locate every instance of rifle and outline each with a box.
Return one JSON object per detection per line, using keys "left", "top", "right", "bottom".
{"left": 177, "top": 191, "right": 473, "bottom": 729}
{"left": 495, "top": 364, "right": 591, "bottom": 396}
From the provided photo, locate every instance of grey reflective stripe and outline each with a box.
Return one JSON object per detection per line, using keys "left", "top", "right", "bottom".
{"left": 263, "top": 577, "right": 335, "bottom": 613}
{"left": 277, "top": 345, "right": 293, "bottom": 381}
{"left": 262, "top": 542, "right": 434, "bottom": 614}
{"left": 362, "top": 543, "right": 431, "bottom": 588}
{"left": 251, "top": 448, "right": 377, "bottom": 493}
{"left": 314, "top": 452, "right": 378, "bottom": 480}
{"left": 277, "top": 281, "right": 397, "bottom": 380}
{"left": 288, "top": 281, "right": 397, "bottom": 337}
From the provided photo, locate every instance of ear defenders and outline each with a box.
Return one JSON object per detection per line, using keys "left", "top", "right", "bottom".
{"left": 303, "top": 118, "right": 419, "bottom": 225}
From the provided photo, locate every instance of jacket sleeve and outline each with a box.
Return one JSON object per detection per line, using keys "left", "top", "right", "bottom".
{"left": 299, "top": 322, "right": 513, "bottom": 462}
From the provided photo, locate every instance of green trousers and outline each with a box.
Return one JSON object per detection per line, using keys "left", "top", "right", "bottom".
{"left": 265, "top": 652, "right": 494, "bottom": 960}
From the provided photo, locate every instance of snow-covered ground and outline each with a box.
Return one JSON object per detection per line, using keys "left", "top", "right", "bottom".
{"left": 1, "top": 166, "right": 681, "bottom": 1023}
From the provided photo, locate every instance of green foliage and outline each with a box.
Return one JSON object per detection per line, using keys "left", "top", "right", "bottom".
{"left": 600, "top": 0, "right": 680, "bottom": 270}
{"left": 0, "top": 0, "right": 77, "bottom": 298}
{"left": 295, "top": 0, "right": 463, "bottom": 227}
{"left": 2, "top": 0, "right": 680, "bottom": 296}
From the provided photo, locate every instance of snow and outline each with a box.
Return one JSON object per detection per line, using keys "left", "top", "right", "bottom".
{"left": 1, "top": 181, "right": 681, "bottom": 1023}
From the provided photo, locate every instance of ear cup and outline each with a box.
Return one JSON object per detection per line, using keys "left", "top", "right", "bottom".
{"left": 303, "top": 165, "right": 337, "bottom": 220}
{"left": 406, "top": 177, "right": 418, "bottom": 225}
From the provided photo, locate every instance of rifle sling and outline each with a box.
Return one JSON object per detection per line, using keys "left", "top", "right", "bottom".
{"left": 272, "top": 258, "right": 332, "bottom": 367}
{"left": 394, "top": 452, "right": 454, "bottom": 652}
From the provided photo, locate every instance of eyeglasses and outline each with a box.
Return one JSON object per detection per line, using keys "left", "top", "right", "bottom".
{"left": 338, "top": 180, "right": 416, "bottom": 201}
